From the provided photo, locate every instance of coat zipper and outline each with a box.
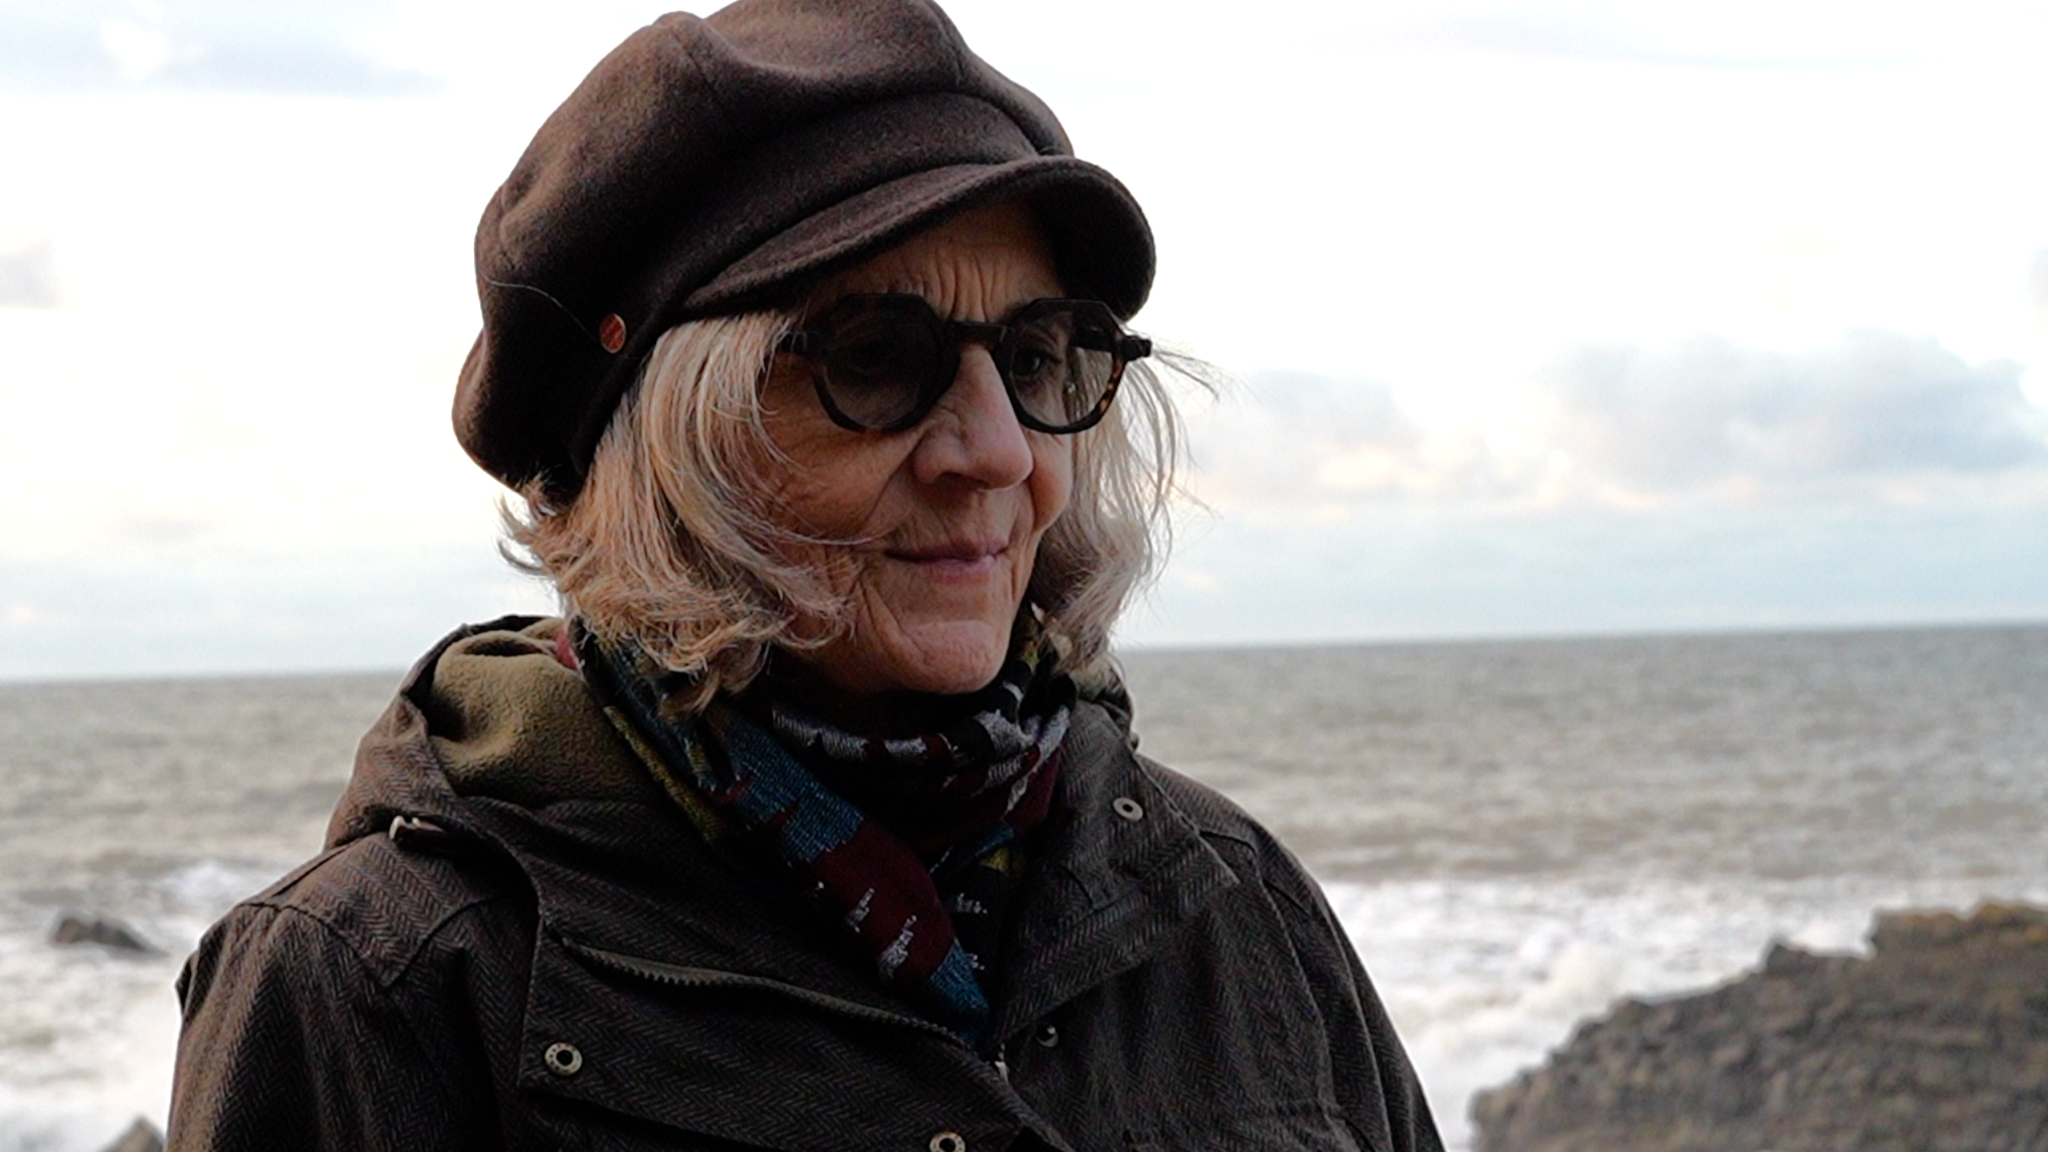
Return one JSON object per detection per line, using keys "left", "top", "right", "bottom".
{"left": 559, "top": 935, "right": 974, "bottom": 1049}
{"left": 560, "top": 937, "right": 1030, "bottom": 1086}
{"left": 561, "top": 937, "right": 1068, "bottom": 1148}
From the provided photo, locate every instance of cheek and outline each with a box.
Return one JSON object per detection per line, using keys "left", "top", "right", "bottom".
{"left": 759, "top": 373, "right": 910, "bottom": 538}
{"left": 1029, "top": 437, "right": 1076, "bottom": 531}
{"left": 771, "top": 451, "right": 901, "bottom": 539}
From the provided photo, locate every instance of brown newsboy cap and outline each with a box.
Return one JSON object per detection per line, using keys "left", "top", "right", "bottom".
{"left": 454, "top": 0, "right": 1156, "bottom": 500}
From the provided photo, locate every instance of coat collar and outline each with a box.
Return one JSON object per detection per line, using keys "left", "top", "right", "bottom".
{"left": 333, "top": 616, "right": 1240, "bottom": 1046}
{"left": 994, "top": 698, "right": 1240, "bottom": 1040}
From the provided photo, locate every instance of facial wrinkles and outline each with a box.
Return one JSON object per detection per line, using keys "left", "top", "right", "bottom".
{"left": 779, "top": 224, "right": 1063, "bottom": 546}
{"left": 818, "top": 222, "right": 1049, "bottom": 324}
{"left": 756, "top": 200, "right": 1073, "bottom": 697}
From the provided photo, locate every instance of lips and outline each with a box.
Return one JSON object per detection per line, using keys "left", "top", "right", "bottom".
{"left": 885, "top": 538, "right": 1008, "bottom": 580}
{"left": 888, "top": 539, "right": 1006, "bottom": 563}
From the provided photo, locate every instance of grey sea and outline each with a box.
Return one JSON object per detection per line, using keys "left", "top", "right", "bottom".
{"left": 4, "top": 624, "right": 2046, "bottom": 1151}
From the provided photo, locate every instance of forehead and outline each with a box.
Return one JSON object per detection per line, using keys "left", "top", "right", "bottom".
{"left": 807, "top": 200, "right": 1064, "bottom": 320}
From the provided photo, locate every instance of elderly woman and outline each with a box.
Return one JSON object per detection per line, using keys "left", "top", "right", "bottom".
{"left": 169, "top": 2, "right": 1442, "bottom": 1150}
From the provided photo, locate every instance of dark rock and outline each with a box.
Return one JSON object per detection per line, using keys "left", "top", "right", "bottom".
{"left": 1472, "top": 902, "right": 2048, "bottom": 1152}
{"left": 50, "top": 913, "right": 160, "bottom": 955}
{"left": 99, "top": 1118, "right": 164, "bottom": 1152}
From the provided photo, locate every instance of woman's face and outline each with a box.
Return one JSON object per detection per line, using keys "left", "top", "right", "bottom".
{"left": 758, "top": 201, "right": 1074, "bottom": 700}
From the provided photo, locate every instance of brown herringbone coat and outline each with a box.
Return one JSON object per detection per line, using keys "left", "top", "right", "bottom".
{"left": 169, "top": 618, "right": 1442, "bottom": 1151}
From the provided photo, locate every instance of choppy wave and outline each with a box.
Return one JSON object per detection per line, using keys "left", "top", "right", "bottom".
{"left": 1326, "top": 873, "right": 2048, "bottom": 1150}
{"left": 0, "top": 858, "right": 291, "bottom": 1152}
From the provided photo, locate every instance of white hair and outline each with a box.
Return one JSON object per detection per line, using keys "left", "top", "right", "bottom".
{"left": 504, "top": 308, "right": 1192, "bottom": 712}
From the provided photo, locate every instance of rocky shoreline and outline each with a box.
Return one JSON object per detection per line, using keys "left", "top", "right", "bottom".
{"left": 1472, "top": 903, "right": 2048, "bottom": 1152}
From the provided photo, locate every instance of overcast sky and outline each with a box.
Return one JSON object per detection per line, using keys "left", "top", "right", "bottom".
{"left": 3, "top": 0, "right": 2045, "bottom": 679}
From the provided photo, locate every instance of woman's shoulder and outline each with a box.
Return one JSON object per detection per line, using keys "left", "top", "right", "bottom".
{"left": 1067, "top": 693, "right": 1331, "bottom": 919}
{"left": 189, "top": 817, "right": 531, "bottom": 998}
{"left": 1128, "top": 753, "right": 1268, "bottom": 845}
{"left": 186, "top": 609, "right": 573, "bottom": 995}
{"left": 1133, "top": 752, "right": 1342, "bottom": 925}
{"left": 1056, "top": 702, "right": 1444, "bottom": 1150}
{"left": 171, "top": 827, "right": 531, "bottom": 1150}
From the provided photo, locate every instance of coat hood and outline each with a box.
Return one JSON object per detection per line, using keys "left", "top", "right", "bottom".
{"left": 328, "top": 616, "right": 663, "bottom": 845}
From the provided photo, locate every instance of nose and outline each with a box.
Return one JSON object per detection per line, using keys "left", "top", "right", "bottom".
{"left": 911, "top": 345, "right": 1033, "bottom": 489}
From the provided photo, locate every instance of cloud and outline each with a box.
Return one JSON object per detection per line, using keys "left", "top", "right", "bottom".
{"left": 0, "top": 542, "right": 555, "bottom": 680}
{"left": 0, "top": 242, "right": 59, "bottom": 308}
{"left": 1392, "top": 2, "right": 1916, "bottom": 71}
{"left": 1185, "top": 372, "right": 1520, "bottom": 508}
{"left": 1543, "top": 331, "right": 2047, "bottom": 492}
{"left": 1180, "top": 331, "right": 2048, "bottom": 521}
{"left": 2030, "top": 249, "right": 2048, "bottom": 312}
{"left": 0, "top": 1, "right": 435, "bottom": 95}
{"left": 108, "top": 511, "right": 215, "bottom": 545}
{"left": 1412, "top": 10, "right": 1893, "bottom": 71}
{"left": 1125, "top": 498, "right": 2048, "bottom": 650}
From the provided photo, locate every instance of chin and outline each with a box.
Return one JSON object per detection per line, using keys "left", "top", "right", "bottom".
{"left": 808, "top": 584, "right": 1027, "bottom": 698}
{"left": 891, "top": 640, "right": 1009, "bottom": 696}
{"left": 852, "top": 616, "right": 1013, "bottom": 697}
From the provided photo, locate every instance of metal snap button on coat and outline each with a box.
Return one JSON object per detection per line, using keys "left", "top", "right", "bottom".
{"left": 543, "top": 1042, "right": 583, "bottom": 1077}
{"left": 597, "top": 313, "right": 627, "bottom": 353}
{"left": 1112, "top": 796, "right": 1144, "bottom": 821}
{"left": 387, "top": 813, "right": 452, "bottom": 851}
{"left": 929, "top": 1133, "right": 967, "bottom": 1152}
{"left": 1035, "top": 1022, "right": 1059, "bottom": 1048}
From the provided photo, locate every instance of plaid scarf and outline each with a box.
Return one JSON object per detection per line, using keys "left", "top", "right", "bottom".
{"left": 574, "top": 618, "right": 1072, "bottom": 1049}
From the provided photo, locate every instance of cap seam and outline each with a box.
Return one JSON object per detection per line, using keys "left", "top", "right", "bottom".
{"left": 661, "top": 15, "right": 735, "bottom": 137}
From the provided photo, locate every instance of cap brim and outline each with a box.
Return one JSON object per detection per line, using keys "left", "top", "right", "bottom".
{"left": 681, "top": 155, "right": 1155, "bottom": 321}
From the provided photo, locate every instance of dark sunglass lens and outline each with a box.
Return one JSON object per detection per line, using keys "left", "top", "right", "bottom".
{"left": 818, "top": 302, "right": 940, "bottom": 428}
{"left": 1007, "top": 306, "right": 1118, "bottom": 428}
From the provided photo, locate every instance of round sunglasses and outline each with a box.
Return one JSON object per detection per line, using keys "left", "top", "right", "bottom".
{"left": 776, "top": 294, "right": 1152, "bottom": 435}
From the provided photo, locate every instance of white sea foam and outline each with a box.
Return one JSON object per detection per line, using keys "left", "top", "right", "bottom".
{"left": 0, "top": 858, "right": 290, "bottom": 1152}
{"left": 1324, "top": 873, "right": 2048, "bottom": 1151}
